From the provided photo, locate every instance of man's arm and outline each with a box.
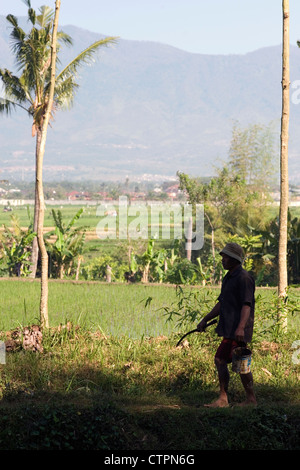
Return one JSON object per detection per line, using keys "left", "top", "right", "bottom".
{"left": 197, "top": 302, "right": 221, "bottom": 331}
{"left": 235, "top": 304, "right": 251, "bottom": 343}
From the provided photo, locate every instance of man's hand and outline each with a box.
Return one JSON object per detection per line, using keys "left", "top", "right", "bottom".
{"left": 197, "top": 303, "right": 221, "bottom": 332}
{"left": 197, "top": 319, "right": 207, "bottom": 332}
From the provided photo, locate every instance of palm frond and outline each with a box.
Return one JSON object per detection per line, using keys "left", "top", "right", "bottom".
{"left": 0, "top": 98, "right": 32, "bottom": 115}
{"left": 57, "top": 31, "right": 73, "bottom": 48}
{"left": 36, "top": 5, "right": 54, "bottom": 28}
{"left": 0, "top": 97, "right": 16, "bottom": 115}
{"left": 0, "top": 68, "right": 32, "bottom": 107}
{"left": 6, "top": 14, "right": 19, "bottom": 29}
{"left": 0, "top": 69, "right": 32, "bottom": 115}
{"left": 28, "top": 7, "right": 36, "bottom": 25}
{"left": 53, "top": 75, "right": 79, "bottom": 109}
{"left": 6, "top": 15, "right": 26, "bottom": 56}
{"left": 22, "top": 0, "right": 32, "bottom": 9}
{"left": 56, "top": 36, "right": 118, "bottom": 82}
{"left": 2, "top": 7, "right": 118, "bottom": 132}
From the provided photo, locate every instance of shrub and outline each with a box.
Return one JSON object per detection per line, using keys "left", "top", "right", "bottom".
{"left": 82, "top": 255, "right": 127, "bottom": 282}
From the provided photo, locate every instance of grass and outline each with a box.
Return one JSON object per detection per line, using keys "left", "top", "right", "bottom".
{"left": 0, "top": 279, "right": 180, "bottom": 337}
{"left": 0, "top": 326, "right": 299, "bottom": 450}
{"left": 1, "top": 278, "right": 298, "bottom": 338}
{"left": 0, "top": 280, "right": 299, "bottom": 450}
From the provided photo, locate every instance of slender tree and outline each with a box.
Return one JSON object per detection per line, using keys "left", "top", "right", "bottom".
{"left": 37, "top": 0, "right": 61, "bottom": 328}
{"left": 0, "top": 0, "right": 117, "bottom": 278}
{"left": 278, "top": 0, "right": 290, "bottom": 330}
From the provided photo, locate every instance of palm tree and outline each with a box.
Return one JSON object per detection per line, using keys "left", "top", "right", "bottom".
{"left": 0, "top": 0, "right": 117, "bottom": 278}
{"left": 33, "top": 0, "right": 60, "bottom": 329}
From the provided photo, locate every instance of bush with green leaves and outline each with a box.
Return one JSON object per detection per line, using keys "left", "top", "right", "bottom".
{"left": 164, "top": 258, "right": 202, "bottom": 285}
{"left": 0, "top": 215, "right": 36, "bottom": 277}
{"left": 46, "top": 208, "right": 86, "bottom": 279}
{"left": 82, "top": 255, "right": 128, "bottom": 282}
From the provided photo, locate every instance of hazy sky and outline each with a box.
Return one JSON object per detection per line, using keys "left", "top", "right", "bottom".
{"left": 0, "top": 0, "right": 300, "bottom": 55}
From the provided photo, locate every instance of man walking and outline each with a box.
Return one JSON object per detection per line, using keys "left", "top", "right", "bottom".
{"left": 197, "top": 242, "right": 257, "bottom": 407}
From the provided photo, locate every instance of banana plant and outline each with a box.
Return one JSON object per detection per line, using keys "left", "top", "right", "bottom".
{"left": 195, "top": 256, "right": 210, "bottom": 286}
{"left": 139, "top": 239, "right": 155, "bottom": 283}
{"left": 136, "top": 239, "right": 169, "bottom": 283}
{"left": 45, "top": 208, "right": 87, "bottom": 279}
{"left": 229, "top": 233, "right": 263, "bottom": 271}
{"left": 0, "top": 215, "right": 36, "bottom": 276}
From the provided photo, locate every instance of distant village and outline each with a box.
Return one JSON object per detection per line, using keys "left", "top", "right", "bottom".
{"left": 65, "top": 183, "right": 182, "bottom": 202}
{"left": 0, "top": 179, "right": 186, "bottom": 206}
{"left": 0, "top": 179, "right": 300, "bottom": 207}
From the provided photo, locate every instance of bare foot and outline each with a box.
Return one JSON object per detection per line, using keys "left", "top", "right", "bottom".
{"left": 204, "top": 398, "right": 229, "bottom": 408}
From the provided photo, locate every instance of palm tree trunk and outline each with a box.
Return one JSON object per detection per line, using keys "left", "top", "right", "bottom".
{"left": 37, "top": 0, "right": 61, "bottom": 329}
{"left": 278, "top": 0, "right": 290, "bottom": 331}
{"left": 36, "top": 143, "right": 48, "bottom": 328}
{"left": 29, "top": 128, "right": 41, "bottom": 278}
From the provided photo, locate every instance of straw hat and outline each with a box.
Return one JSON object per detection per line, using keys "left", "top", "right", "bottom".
{"left": 220, "top": 242, "right": 244, "bottom": 264}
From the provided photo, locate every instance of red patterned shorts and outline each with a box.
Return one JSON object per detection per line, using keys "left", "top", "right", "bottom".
{"left": 215, "top": 338, "right": 246, "bottom": 363}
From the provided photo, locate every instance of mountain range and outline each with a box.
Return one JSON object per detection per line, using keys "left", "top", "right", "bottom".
{"left": 0, "top": 15, "right": 300, "bottom": 183}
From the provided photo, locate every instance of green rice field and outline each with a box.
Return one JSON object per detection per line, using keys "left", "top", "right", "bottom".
{"left": 0, "top": 280, "right": 188, "bottom": 337}
{"left": 0, "top": 279, "right": 299, "bottom": 340}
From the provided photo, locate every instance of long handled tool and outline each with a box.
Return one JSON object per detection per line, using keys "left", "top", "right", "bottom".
{"left": 176, "top": 319, "right": 217, "bottom": 347}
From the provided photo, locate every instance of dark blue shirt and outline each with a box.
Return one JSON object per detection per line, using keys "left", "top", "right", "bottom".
{"left": 215, "top": 265, "right": 255, "bottom": 342}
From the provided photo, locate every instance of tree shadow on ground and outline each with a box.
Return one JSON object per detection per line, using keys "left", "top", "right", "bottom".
{"left": 0, "top": 362, "right": 299, "bottom": 450}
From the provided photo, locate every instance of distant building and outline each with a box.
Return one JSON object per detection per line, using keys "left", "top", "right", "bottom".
{"left": 67, "top": 191, "right": 91, "bottom": 201}
{"left": 165, "top": 184, "right": 180, "bottom": 199}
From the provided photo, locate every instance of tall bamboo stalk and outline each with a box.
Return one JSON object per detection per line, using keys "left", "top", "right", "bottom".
{"left": 278, "top": 0, "right": 290, "bottom": 330}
